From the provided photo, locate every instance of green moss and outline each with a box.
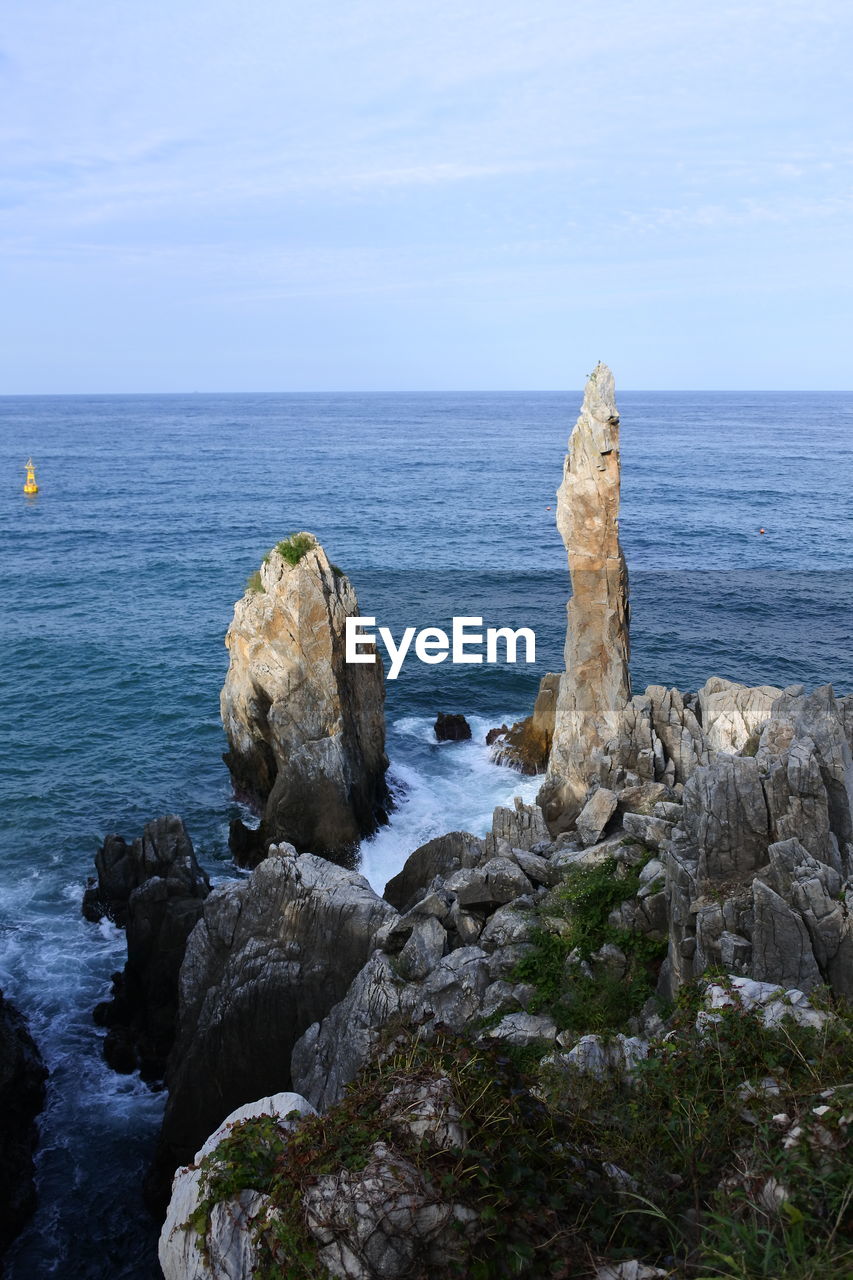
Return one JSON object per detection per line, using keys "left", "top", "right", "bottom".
{"left": 275, "top": 532, "right": 316, "bottom": 566}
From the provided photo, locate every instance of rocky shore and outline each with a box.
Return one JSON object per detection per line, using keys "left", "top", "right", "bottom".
{"left": 75, "top": 366, "right": 853, "bottom": 1279}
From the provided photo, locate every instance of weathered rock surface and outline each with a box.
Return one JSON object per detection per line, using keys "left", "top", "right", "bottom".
{"left": 487, "top": 672, "right": 559, "bottom": 773}
{"left": 539, "top": 365, "right": 631, "bottom": 831}
{"left": 663, "top": 686, "right": 853, "bottom": 1000}
{"left": 699, "top": 676, "right": 782, "bottom": 754}
{"left": 220, "top": 535, "right": 388, "bottom": 862}
{"left": 153, "top": 848, "right": 395, "bottom": 1192}
{"left": 434, "top": 712, "right": 471, "bottom": 741}
{"left": 85, "top": 816, "right": 210, "bottom": 1078}
{"left": 383, "top": 831, "right": 483, "bottom": 913}
{"left": 0, "top": 990, "right": 47, "bottom": 1256}
{"left": 159, "top": 1091, "right": 317, "bottom": 1280}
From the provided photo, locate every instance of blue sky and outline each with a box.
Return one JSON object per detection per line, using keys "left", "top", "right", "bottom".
{"left": 1, "top": 1, "right": 851, "bottom": 391}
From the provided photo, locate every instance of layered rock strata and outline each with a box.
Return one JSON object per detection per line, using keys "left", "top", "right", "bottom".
{"left": 538, "top": 366, "right": 630, "bottom": 830}
{"left": 220, "top": 534, "right": 388, "bottom": 863}
{"left": 83, "top": 816, "right": 210, "bottom": 1078}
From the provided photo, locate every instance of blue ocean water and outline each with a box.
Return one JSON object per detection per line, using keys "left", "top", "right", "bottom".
{"left": 0, "top": 389, "right": 852, "bottom": 1277}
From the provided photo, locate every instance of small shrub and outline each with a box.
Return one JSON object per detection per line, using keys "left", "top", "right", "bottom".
{"left": 246, "top": 569, "right": 264, "bottom": 594}
{"left": 275, "top": 533, "right": 316, "bottom": 566}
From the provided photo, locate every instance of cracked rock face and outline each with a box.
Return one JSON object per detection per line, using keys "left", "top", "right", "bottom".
{"left": 538, "top": 365, "right": 630, "bottom": 832}
{"left": 152, "top": 849, "right": 395, "bottom": 1190}
{"left": 662, "top": 686, "right": 853, "bottom": 1000}
{"left": 220, "top": 534, "right": 388, "bottom": 862}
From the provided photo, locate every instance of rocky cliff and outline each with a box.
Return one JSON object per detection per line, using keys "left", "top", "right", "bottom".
{"left": 0, "top": 990, "right": 47, "bottom": 1257}
{"left": 221, "top": 533, "right": 388, "bottom": 863}
{"left": 538, "top": 365, "right": 630, "bottom": 831}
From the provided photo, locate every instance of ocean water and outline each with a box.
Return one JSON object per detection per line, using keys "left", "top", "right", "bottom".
{"left": 1, "top": 389, "right": 852, "bottom": 1277}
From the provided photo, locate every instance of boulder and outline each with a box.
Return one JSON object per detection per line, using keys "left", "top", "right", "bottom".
{"left": 159, "top": 1091, "right": 317, "bottom": 1280}
{"left": 383, "top": 831, "right": 483, "bottom": 913}
{"left": 82, "top": 814, "right": 208, "bottom": 927}
{"left": 152, "top": 849, "right": 394, "bottom": 1193}
{"left": 698, "top": 676, "right": 782, "bottom": 754}
{"left": 434, "top": 712, "right": 472, "bottom": 742}
{"left": 220, "top": 534, "right": 388, "bottom": 862}
{"left": 0, "top": 991, "right": 47, "bottom": 1256}
{"left": 576, "top": 788, "right": 618, "bottom": 847}
{"left": 490, "top": 797, "right": 550, "bottom": 851}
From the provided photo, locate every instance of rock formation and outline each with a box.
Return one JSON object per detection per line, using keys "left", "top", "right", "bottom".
{"left": 538, "top": 365, "right": 630, "bottom": 831}
{"left": 151, "top": 846, "right": 395, "bottom": 1197}
{"left": 220, "top": 533, "right": 388, "bottom": 863}
{"left": 434, "top": 712, "right": 472, "bottom": 741}
{"left": 83, "top": 816, "right": 210, "bottom": 1079}
{"left": 0, "top": 990, "right": 47, "bottom": 1256}
{"left": 487, "top": 672, "right": 559, "bottom": 773}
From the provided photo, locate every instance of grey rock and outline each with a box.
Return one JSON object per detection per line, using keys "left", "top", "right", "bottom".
{"left": 750, "top": 880, "right": 822, "bottom": 992}
{"left": 478, "top": 904, "right": 534, "bottom": 950}
{"left": 0, "top": 991, "right": 47, "bottom": 1255}
{"left": 511, "top": 849, "right": 559, "bottom": 886}
{"left": 490, "top": 797, "right": 550, "bottom": 850}
{"left": 384, "top": 832, "right": 483, "bottom": 914}
{"left": 577, "top": 788, "right": 619, "bottom": 847}
{"left": 485, "top": 1012, "right": 557, "bottom": 1046}
{"left": 396, "top": 917, "right": 447, "bottom": 981}
{"left": 454, "top": 857, "right": 532, "bottom": 908}
{"left": 155, "top": 852, "right": 394, "bottom": 1181}
{"left": 622, "top": 812, "right": 673, "bottom": 851}
{"left": 699, "top": 676, "right": 782, "bottom": 755}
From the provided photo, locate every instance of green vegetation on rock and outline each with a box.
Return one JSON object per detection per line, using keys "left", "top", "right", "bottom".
{"left": 275, "top": 533, "right": 316, "bottom": 566}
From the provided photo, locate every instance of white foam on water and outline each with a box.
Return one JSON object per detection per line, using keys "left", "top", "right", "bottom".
{"left": 358, "top": 713, "right": 540, "bottom": 894}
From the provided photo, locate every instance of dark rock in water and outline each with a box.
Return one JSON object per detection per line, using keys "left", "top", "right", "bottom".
{"left": 434, "top": 713, "right": 472, "bottom": 742}
{"left": 0, "top": 990, "right": 47, "bottom": 1257}
{"left": 148, "top": 847, "right": 394, "bottom": 1208}
{"left": 227, "top": 816, "right": 264, "bottom": 869}
{"left": 487, "top": 673, "right": 559, "bottom": 774}
{"left": 384, "top": 831, "right": 484, "bottom": 913}
{"left": 84, "top": 816, "right": 210, "bottom": 1080}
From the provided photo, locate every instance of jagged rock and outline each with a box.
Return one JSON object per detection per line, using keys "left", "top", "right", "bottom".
{"left": 0, "top": 991, "right": 47, "bottom": 1257}
{"left": 449, "top": 857, "right": 533, "bottom": 908}
{"left": 159, "top": 1091, "right": 317, "bottom": 1280}
{"left": 538, "top": 365, "right": 631, "bottom": 831}
{"left": 751, "top": 879, "right": 823, "bottom": 991}
{"left": 485, "top": 1012, "right": 557, "bottom": 1046}
{"left": 644, "top": 686, "right": 710, "bottom": 783}
{"left": 511, "top": 849, "right": 560, "bottom": 886}
{"left": 292, "top": 948, "right": 494, "bottom": 1112}
{"left": 622, "top": 812, "right": 673, "bottom": 851}
{"left": 487, "top": 673, "right": 559, "bottom": 773}
{"left": 490, "top": 797, "right": 550, "bottom": 851}
{"left": 85, "top": 816, "right": 210, "bottom": 1079}
{"left": 383, "top": 832, "right": 483, "bottom": 913}
{"left": 478, "top": 903, "right": 535, "bottom": 949}
{"left": 555, "top": 1033, "right": 648, "bottom": 1080}
{"left": 616, "top": 783, "right": 670, "bottom": 817}
{"left": 153, "top": 850, "right": 394, "bottom": 1192}
{"left": 698, "top": 976, "right": 830, "bottom": 1032}
{"left": 576, "top": 788, "right": 618, "bottom": 847}
{"left": 699, "top": 676, "right": 782, "bottom": 754}
{"left": 82, "top": 814, "right": 208, "bottom": 927}
{"left": 683, "top": 755, "right": 770, "bottom": 881}
{"left": 434, "top": 712, "right": 472, "bottom": 742}
{"left": 396, "top": 917, "right": 447, "bottom": 981}
{"left": 304, "top": 1141, "right": 477, "bottom": 1279}
{"left": 220, "top": 534, "right": 388, "bottom": 862}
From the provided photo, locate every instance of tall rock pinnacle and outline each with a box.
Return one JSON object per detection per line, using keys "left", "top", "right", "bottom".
{"left": 538, "top": 364, "right": 631, "bottom": 830}
{"left": 220, "top": 533, "right": 388, "bottom": 862}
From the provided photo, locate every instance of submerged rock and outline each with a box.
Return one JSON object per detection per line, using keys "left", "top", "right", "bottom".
{"left": 539, "top": 365, "right": 631, "bottom": 831}
{"left": 220, "top": 533, "right": 388, "bottom": 863}
{"left": 434, "top": 712, "right": 472, "bottom": 741}
{"left": 0, "top": 990, "right": 47, "bottom": 1256}
{"left": 85, "top": 816, "right": 210, "bottom": 1079}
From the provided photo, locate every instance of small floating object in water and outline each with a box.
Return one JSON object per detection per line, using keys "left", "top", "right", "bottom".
{"left": 546, "top": 505, "right": 551, "bottom": 510}
{"left": 759, "top": 527, "right": 765, "bottom": 535}
{"left": 23, "top": 458, "right": 38, "bottom": 495}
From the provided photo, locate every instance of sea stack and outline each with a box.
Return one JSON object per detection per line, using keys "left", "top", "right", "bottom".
{"left": 538, "top": 364, "right": 631, "bottom": 831}
{"left": 220, "top": 533, "right": 388, "bottom": 862}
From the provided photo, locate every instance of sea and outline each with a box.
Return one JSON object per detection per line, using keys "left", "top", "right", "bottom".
{"left": 1, "top": 389, "right": 852, "bottom": 1277}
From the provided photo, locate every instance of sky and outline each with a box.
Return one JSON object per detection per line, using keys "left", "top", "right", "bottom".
{"left": 1, "top": 1, "right": 851, "bottom": 392}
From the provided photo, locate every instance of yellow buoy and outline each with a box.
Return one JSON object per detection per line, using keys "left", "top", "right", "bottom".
{"left": 23, "top": 458, "right": 38, "bottom": 495}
